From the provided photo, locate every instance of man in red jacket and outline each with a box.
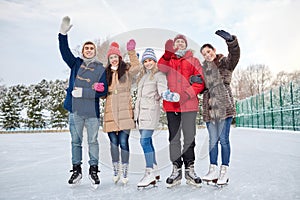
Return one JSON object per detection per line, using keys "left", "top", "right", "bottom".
{"left": 158, "top": 34, "right": 205, "bottom": 188}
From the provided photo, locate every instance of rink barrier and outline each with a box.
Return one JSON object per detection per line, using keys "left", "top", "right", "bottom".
{"left": 0, "top": 129, "right": 69, "bottom": 134}
{"left": 235, "top": 82, "right": 300, "bottom": 131}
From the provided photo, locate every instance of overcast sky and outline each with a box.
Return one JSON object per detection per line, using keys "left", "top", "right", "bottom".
{"left": 0, "top": 0, "right": 299, "bottom": 86}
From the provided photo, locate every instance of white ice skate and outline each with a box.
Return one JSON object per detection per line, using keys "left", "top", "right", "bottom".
{"left": 112, "top": 162, "right": 120, "bottom": 184}
{"left": 121, "top": 163, "right": 129, "bottom": 184}
{"left": 137, "top": 168, "right": 156, "bottom": 190}
{"left": 217, "top": 165, "right": 229, "bottom": 186}
{"left": 202, "top": 164, "right": 218, "bottom": 185}
{"left": 153, "top": 164, "right": 160, "bottom": 181}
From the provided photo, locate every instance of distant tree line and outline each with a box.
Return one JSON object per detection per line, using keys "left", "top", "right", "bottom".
{"left": 0, "top": 66, "right": 299, "bottom": 130}
{"left": 231, "top": 65, "right": 300, "bottom": 100}
{"left": 0, "top": 79, "right": 68, "bottom": 130}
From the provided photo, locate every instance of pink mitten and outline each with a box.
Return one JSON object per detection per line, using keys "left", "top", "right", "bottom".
{"left": 126, "top": 39, "right": 136, "bottom": 51}
{"left": 94, "top": 82, "right": 104, "bottom": 92}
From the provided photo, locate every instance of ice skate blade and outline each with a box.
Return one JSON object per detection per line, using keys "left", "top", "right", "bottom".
{"left": 186, "top": 180, "right": 202, "bottom": 188}
{"left": 137, "top": 181, "right": 157, "bottom": 190}
{"left": 68, "top": 179, "right": 81, "bottom": 188}
{"left": 121, "top": 178, "right": 129, "bottom": 185}
{"left": 216, "top": 183, "right": 228, "bottom": 188}
{"left": 216, "top": 179, "right": 229, "bottom": 187}
{"left": 113, "top": 176, "right": 120, "bottom": 184}
{"left": 203, "top": 179, "right": 218, "bottom": 186}
{"left": 90, "top": 183, "right": 99, "bottom": 190}
{"left": 155, "top": 175, "right": 160, "bottom": 181}
{"left": 166, "top": 180, "right": 181, "bottom": 188}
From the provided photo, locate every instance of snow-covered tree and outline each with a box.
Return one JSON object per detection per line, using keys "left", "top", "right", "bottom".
{"left": 48, "top": 79, "right": 68, "bottom": 129}
{"left": 0, "top": 87, "right": 21, "bottom": 130}
{"left": 24, "top": 82, "right": 47, "bottom": 129}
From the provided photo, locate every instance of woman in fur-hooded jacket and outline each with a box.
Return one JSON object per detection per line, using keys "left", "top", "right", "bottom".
{"left": 199, "top": 30, "right": 240, "bottom": 186}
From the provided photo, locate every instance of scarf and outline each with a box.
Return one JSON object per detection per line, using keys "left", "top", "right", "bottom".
{"left": 82, "top": 55, "right": 101, "bottom": 67}
{"left": 175, "top": 49, "right": 188, "bottom": 58}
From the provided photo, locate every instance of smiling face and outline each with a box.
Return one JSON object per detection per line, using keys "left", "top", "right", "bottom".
{"left": 174, "top": 39, "right": 187, "bottom": 50}
{"left": 201, "top": 46, "right": 217, "bottom": 62}
{"left": 143, "top": 58, "right": 156, "bottom": 70}
{"left": 82, "top": 44, "right": 96, "bottom": 59}
{"left": 109, "top": 54, "right": 119, "bottom": 67}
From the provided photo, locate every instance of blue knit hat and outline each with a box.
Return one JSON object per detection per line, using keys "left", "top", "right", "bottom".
{"left": 141, "top": 48, "right": 157, "bottom": 63}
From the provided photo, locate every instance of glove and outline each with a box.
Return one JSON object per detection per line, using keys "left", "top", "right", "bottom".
{"left": 60, "top": 16, "right": 73, "bottom": 35}
{"left": 189, "top": 75, "right": 203, "bottom": 85}
{"left": 215, "top": 30, "right": 233, "bottom": 42}
{"left": 71, "top": 87, "right": 82, "bottom": 98}
{"left": 162, "top": 89, "right": 180, "bottom": 102}
{"left": 163, "top": 39, "right": 177, "bottom": 60}
{"left": 93, "top": 82, "right": 104, "bottom": 92}
{"left": 126, "top": 39, "right": 136, "bottom": 51}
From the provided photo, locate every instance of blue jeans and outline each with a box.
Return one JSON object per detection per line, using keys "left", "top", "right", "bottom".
{"left": 108, "top": 130, "right": 130, "bottom": 164}
{"left": 69, "top": 112, "right": 100, "bottom": 166}
{"left": 139, "top": 129, "right": 157, "bottom": 168}
{"left": 206, "top": 117, "right": 232, "bottom": 166}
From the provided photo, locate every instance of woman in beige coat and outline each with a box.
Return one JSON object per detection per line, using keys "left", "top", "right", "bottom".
{"left": 135, "top": 48, "right": 180, "bottom": 188}
{"left": 103, "top": 40, "right": 140, "bottom": 184}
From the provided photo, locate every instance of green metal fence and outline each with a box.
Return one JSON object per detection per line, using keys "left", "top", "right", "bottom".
{"left": 235, "top": 82, "right": 300, "bottom": 131}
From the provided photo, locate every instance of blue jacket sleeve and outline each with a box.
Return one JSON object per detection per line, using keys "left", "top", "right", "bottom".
{"left": 58, "top": 33, "right": 78, "bottom": 68}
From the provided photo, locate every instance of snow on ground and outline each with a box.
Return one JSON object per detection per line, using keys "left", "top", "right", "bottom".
{"left": 0, "top": 127, "right": 300, "bottom": 200}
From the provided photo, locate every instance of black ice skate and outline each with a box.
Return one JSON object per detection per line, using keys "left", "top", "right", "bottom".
{"left": 68, "top": 164, "right": 82, "bottom": 186}
{"left": 185, "top": 162, "right": 202, "bottom": 187}
{"left": 166, "top": 164, "right": 182, "bottom": 188}
{"left": 89, "top": 165, "right": 100, "bottom": 189}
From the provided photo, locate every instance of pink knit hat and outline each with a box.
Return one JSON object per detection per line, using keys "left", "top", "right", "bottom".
{"left": 107, "top": 42, "right": 122, "bottom": 58}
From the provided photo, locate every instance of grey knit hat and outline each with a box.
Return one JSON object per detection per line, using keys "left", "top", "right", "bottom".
{"left": 141, "top": 48, "right": 157, "bottom": 63}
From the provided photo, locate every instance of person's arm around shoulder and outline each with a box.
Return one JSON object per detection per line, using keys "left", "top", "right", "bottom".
{"left": 181, "top": 58, "right": 205, "bottom": 103}
{"left": 188, "top": 58, "right": 206, "bottom": 93}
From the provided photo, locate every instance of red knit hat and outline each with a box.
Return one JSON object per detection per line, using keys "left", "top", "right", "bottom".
{"left": 107, "top": 42, "right": 122, "bottom": 58}
{"left": 174, "top": 34, "right": 188, "bottom": 46}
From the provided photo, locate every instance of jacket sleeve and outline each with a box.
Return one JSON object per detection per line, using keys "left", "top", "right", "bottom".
{"left": 128, "top": 50, "right": 142, "bottom": 76}
{"left": 82, "top": 66, "right": 108, "bottom": 99}
{"left": 224, "top": 35, "right": 240, "bottom": 71}
{"left": 156, "top": 72, "right": 168, "bottom": 97}
{"left": 58, "top": 33, "right": 78, "bottom": 69}
{"left": 157, "top": 56, "right": 172, "bottom": 74}
{"left": 184, "top": 58, "right": 205, "bottom": 99}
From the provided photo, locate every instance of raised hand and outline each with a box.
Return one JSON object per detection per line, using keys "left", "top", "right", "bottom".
{"left": 215, "top": 30, "right": 233, "bottom": 42}
{"left": 126, "top": 39, "right": 136, "bottom": 51}
{"left": 60, "top": 16, "right": 73, "bottom": 35}
{"left": 163, "top": 39, "right": 177, "bottom": 60}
